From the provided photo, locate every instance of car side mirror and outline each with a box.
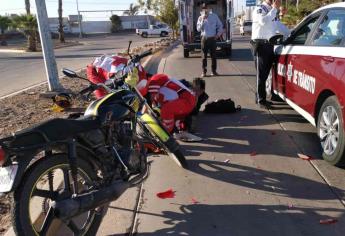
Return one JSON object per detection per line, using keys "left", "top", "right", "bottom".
{"left": 269, "top": 34, "right": 284, "bottom": 45}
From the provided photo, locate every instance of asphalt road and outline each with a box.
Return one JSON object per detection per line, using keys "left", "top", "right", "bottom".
{"left": 129, "top": 35, "right": 345, "bottom": 235}
{"left": 0, "top": 33, "right": 158, "bottom": 97}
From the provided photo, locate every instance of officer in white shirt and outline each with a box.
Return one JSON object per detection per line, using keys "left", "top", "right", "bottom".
{"left": 251, "top": 0, "right": 282, "bottom": 108}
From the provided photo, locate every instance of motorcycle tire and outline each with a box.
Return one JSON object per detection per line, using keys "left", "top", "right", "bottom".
{"left": 11, "top": 154, "right": 104, "bottom": 236}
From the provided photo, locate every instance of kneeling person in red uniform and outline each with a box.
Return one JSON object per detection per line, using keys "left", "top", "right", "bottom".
{"left": 146, "top": 74, "right": 202, "bottom": 142}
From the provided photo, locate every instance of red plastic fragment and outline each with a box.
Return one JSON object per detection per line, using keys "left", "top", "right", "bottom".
{"left": 298, "top": 153, "right": 313, "bottom": 161}
{"left": 250, "top": 151, "right": 257, "bottom": 156}
{"left": 271, "top": 131, "right": 276, "bottom": 135}
{"left": 319, "top": 218, "right": 338, "bottom": 225}
{"left": 191, "top": 197, "right": 199, "bottom": 204}
{"left": 156, "top": 189, "right": 175, "bottom": 199}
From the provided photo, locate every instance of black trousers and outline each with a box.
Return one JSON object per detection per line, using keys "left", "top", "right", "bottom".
{"left": 255, "top": 43, "right": 274, "bottom": 102}
{"left": 201, "top": 37, "right": 217, "bottom": 73}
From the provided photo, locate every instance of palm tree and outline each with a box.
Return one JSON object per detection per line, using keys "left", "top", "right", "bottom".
{"left": 0, "top": 16, "right": 12, "bottom": 45}
{"left": 12, "top": 14, "right": 38, "bottom": 51}
{"left": 25, "top": 0, "right": 30, "bottom": 14}
{"left": 124, "top": 3, "right": 140, "bottom": 16}
{"left": 58, "top": 0, "right": 65, "bottom": 43}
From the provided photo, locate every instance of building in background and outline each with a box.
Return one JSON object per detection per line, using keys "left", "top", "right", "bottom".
{"left": 62, "top": 14, "right": 155, "bottom": 34}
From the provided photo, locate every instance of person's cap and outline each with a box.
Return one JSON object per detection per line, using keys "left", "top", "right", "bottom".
{"left": 201, "top": 3, "right": 208, "bottom": 9}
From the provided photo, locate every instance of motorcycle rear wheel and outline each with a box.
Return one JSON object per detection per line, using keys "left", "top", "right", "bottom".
{"left": 11, "top": 154, "right": 104, "bottom": 236}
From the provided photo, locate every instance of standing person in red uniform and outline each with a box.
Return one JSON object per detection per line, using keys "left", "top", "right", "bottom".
{"left": 146, "top": 74, "right": 202, "bottom": 142}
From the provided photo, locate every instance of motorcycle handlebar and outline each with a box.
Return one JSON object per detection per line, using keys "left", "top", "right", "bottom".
{"left": 132, "top": 49, "right": 153, "bottom": 63}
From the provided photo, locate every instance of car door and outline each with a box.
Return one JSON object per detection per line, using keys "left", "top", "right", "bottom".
{"left": 274, "top": 12, "right": 323, "bottom": 122}
{"left": 152, "top": 25, "right": 160, "bottom": 35}
{"left": 301, "top": 9, "right": 345, "bottom": 117}
{"left": 290, "top": 9, "right": 345, "bottom": 117}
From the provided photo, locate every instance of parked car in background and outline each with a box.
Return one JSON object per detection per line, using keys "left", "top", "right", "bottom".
{"left": 136, "top": 25, "right": 172, "bottom": 38}
{"left": 269, "top": 2, "right": 345, "bottom": 166}
{"left": 240, "top": 21, "right": 252, "bottom": 36}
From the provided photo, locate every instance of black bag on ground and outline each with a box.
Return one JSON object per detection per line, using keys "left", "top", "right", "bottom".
{"left": 204, "top": 98, "right": 241, "bottom": 114}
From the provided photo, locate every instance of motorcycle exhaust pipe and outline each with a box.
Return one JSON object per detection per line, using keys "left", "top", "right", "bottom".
{"left": 51, "top": 181, "right": 129, "bottom": 220}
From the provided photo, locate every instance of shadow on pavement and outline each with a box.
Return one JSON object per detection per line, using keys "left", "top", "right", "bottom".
{"left": 183, "top": 109, "right": 319, "bottom": 158}
{"left": 186, "top": 160, "right": 344, "bottom": 201}
{"left": 107, "top": 202, "right": 345, "bottom": 236}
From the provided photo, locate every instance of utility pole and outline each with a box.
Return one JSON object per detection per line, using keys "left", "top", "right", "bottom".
{"left": 76, "top": 0, "right": 83, "bottom": 38}
{"left": 35, "top": 0, "right": 62, "bottom": 92}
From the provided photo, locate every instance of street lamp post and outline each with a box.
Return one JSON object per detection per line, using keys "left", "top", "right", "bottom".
{"left": 76, "top": 0, "right": 83, "bottom": 38}
{"left": 35, "top": 0, "right": 62, "bottom": 92}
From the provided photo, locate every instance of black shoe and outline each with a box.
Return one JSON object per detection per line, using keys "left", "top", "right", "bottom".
{"left": 259, "top": 100, "right": 272, "bottom": 109}
{"left": 211, "top": 71, "right": 219, "bottom": 76}
{"left": 270, "top": 93, "right": 284, "bottom": 102}
{"left": 201, "top": 72, "right": 207, "bottom": 78}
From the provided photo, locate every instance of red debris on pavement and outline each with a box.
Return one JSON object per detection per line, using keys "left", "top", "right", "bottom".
{"left": 319, "top": 218, "right": 338, "bottom": 225}
{"left": 250, "top": 151, "right": 257, "bottom": 156}
{"left": 298, "top": 153, "right": 313, "bottom": 161}
{"left": 191, "top": 198, "right": 199, "bottom": 204}
{"left": 156, "top": 189, "right": 175, "bottom": 199}
{"left": 271, "top": 131, "right": 276, "bottom": 135}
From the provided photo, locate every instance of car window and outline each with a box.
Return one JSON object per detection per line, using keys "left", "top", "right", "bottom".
{"left": 289, "top": 15, "right": 320, "bottom": 45}
{"left": 311, "top": 9, "right": 345, "bottom": 46}
{"left": 153, "top": 26, "right": 159, "bottom": 29}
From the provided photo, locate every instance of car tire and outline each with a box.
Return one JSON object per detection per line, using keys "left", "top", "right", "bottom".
{"left": 142, "top": 32, "right": 148, "bottom": 38}
{"left": 317, "top": 95, "right": 345, "bottom": 166}
{"left": 226, "top": 44, "right": 232, "bottom": 57}
{"left": 184, "top": 49, "right": 189, "bottom": 58}
{"left": 160, "top": 31, "right": 168, "bottom": 37}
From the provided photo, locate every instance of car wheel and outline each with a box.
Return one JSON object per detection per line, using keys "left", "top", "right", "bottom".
{"left": 317, "top": 96, "right": 345, "bottom": 166}
{"left": 160, "top": 31, "right": 168, "bottom": 37}
{"left": 142, "top": 32, "right": 148, "bottom": 38}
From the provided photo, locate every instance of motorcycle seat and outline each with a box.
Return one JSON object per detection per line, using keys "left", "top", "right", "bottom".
{"left": 8, "top": 117, "right": 101, "bottom": 148}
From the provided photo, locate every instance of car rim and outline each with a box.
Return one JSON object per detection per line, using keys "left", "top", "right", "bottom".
{"left": 319, "top": 105, "right": 340, "bottom": 155}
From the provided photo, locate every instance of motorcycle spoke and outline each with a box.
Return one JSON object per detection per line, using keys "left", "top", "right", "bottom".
{"left": 39, "top": 207, "right": 55, "bottom": 235}
{"left": 66, "top": 220, "right": 81, "bottom": 235}
{"left": 32, "top": 188, "right": 58, "bottom": 200}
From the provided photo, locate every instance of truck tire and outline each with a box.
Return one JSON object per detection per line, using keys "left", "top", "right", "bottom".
{"left": 317, "top": 95, "right": 345, "bottom": 166}
{"left": 184, "top": 49, "right": 189, "bottom": 58}
{"left": 226, "top": 44, "right": 232, "bottom": 57}
{"left": 142, "top": 32, "right": 148, "bottom": 38}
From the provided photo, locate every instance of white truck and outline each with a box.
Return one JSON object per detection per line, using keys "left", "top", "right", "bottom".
{"left": 178, "top": 0, "right": 234, "bottom": 58}
{"left": 136, "top": 25, "right": 172, "bottom": 38}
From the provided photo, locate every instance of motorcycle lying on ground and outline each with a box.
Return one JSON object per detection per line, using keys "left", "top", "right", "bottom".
{"left": 0, "top": 50, "right": 187, "bottom": 235}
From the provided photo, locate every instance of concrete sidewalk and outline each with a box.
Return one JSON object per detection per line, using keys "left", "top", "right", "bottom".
{"left": 130, "top": 43, "right": 345, "bottom": 235}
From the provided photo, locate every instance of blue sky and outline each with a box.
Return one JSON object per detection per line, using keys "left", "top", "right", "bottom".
{"left": 0, "top": 0, "right": 136, "bottom": 20}
{"left": 0, "top": 0, "right": 247, "bottom": 20}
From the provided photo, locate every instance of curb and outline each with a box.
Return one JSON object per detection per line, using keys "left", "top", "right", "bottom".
{"left": 0, "top": 49, "right": 26, "bottom": 53}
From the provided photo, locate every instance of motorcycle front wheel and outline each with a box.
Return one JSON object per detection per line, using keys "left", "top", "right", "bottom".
{"left": 12, "top": 154, "right": 104, "bottom": 236}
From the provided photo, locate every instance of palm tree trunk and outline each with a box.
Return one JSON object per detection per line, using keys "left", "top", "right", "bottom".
{"left": 27, "top": 32, "right": 37, "bottom": 51}
{"left": 58, "top": 0, "right": 65, "bottom": 43}
{"left": 25, "top": 0, "right": 31, "bottom": 15}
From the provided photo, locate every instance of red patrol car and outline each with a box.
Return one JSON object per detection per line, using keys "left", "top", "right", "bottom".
{"left": 270, "top": 2, "right": 345, "bottom": 166}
